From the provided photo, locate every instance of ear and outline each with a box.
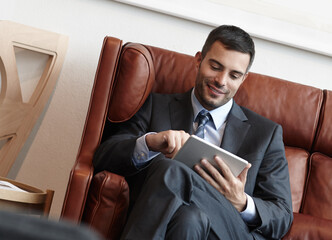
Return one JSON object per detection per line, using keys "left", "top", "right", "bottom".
{"left": 240, "top": 73, "right": 249, "bottom": 84}
{"left": 194, "top": 51, "right": 202, "bottom": 68}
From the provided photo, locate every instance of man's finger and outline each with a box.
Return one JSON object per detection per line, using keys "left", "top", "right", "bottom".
{"left": 194, "top": 163, "right": 221, "bottom": 191}
{"left": 163, "top": 134, "right": 175, "bottom": 154}
{"left": 238, "top": 163, "right": 251, "bottom": 183}
{"left": 213, "top": 156, "right": 233, "bottom": 180}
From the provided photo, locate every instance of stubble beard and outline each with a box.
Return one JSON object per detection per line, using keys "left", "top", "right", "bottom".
{"left": 195, "top": 80, "right": 231, "bottom": 110}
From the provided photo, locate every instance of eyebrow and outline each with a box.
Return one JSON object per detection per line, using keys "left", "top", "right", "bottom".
{"left": 209, "top": 59, "right": 245, "bottom": 76}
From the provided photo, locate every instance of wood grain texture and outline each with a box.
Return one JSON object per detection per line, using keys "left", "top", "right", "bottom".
{"left": 0, "top": 21, "right": 68, "bottom": 176}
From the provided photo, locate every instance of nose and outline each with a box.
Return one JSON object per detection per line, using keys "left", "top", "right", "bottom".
{"left": 214, "top": 72, "right": 227, "bottom": 87}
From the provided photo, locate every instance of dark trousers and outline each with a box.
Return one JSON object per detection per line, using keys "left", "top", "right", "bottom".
{"left": 121, "top": 158, "right": 254, "bottom": 240}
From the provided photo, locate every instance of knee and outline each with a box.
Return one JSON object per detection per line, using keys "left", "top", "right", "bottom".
{"left": 145, "top": 158, "right": 194, "bottom": 202}
{"left": 176, "top": 204, "right": 210, "bottom": 229}
{"left": 171, "top": 204, "right": 210, "bottom": 233}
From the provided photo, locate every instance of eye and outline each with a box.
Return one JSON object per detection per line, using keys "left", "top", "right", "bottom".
{"left": 230, "top": 73, "right": 241, "bottom": 80}
{"left": 229, "top": 71, "right": 243, "bottom": 80}
{"left": 210, "top": 64, "right": 219, "bottom": 70}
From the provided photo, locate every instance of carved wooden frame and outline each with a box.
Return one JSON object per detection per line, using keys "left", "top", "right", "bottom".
{"left": 0, "top": 21, "right": 68, "bottom": 176}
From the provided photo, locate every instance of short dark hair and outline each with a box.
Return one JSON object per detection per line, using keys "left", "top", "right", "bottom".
{"left": 201, "top": 25, "right": 255, "bottom": 72}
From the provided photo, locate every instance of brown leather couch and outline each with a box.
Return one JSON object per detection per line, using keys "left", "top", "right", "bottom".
{"left": 61, "top": 36, "right": 332, "bottom": 239}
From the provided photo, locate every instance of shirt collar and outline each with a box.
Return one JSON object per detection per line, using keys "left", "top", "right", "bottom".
{"left": 191, "top": 88, "right": 233, "bottom": 130}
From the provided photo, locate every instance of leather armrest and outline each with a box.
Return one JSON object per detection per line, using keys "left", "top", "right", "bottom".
{"left": 82, "top": 171, "right": 129, "bottom": 240}
{"left": 283, "top": 212, "right": 332, "bottom": 240}
{"left": 61, "top": 161, "right": 94, "bottom": 223}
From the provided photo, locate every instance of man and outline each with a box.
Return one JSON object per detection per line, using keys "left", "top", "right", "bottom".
{"left": 94, "top": 25, "right": 293, "bottom": 239}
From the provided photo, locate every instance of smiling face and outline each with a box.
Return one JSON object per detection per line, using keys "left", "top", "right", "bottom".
{"left": 194, "top": 41, "right": 250, "bottom": 110}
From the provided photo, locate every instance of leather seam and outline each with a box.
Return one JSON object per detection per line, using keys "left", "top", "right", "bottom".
{"left": 107, "top": 177, "right": 127, "bottom": 238}
{"left": 89, "top": 173, "right": 107, "bottom": 225}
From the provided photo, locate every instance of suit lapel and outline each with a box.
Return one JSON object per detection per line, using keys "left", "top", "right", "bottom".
{"left": 221, "top": 103, "right": 250, "bottom": 155}
{"left": 170, "top": 91, "right": 194, "bottom": 134}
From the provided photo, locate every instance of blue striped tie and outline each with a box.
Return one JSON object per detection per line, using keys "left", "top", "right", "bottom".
{"left": 195, "top": 110, "right": 211, "bottom": 139}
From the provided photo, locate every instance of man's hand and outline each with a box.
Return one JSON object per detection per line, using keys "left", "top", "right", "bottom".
{"left": 146, "top": 130, "right": 190, "bottom": 158}
{"left": 194, "top": 156, "right": 251, "bottom": 212}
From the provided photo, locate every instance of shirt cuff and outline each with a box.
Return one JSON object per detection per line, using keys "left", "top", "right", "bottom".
{"left": 239, "top": 194, "right": 260, "bottom": 225}
{"left": 132, "top": 133, "right": 160, "bottom": 168}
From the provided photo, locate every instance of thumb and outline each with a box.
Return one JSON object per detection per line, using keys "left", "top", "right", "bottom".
{"left": 238, "top": 163, "right": 251, "bottom": 183}
{"left": 162, "top": 134, "right": 173, "bottom": 154}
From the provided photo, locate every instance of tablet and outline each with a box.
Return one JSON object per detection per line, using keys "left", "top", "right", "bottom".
{"left": 172, "top": 135, "right": 248, "bottom": 177}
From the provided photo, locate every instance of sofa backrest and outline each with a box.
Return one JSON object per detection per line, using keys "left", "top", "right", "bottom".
{"left": 108, "top": 43, "right": 323, "bottom": 150}
{"left": 234, "top": 74, "right": 323, "bottom": 150}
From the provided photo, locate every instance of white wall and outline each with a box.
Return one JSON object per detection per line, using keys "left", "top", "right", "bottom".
{"left": 1, "top": 0, "right": 332, "bottom": 219}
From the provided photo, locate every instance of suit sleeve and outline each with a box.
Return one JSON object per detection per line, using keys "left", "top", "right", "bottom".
{"left": 93, "top": 95, "right": 153, "bottom": 176}
{"left": 252, "top": 124, "right": 293, "bottom": 239}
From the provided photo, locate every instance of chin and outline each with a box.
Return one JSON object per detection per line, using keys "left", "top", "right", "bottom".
{"left": 201, "top": 99, "right": 220, "bottom": 110}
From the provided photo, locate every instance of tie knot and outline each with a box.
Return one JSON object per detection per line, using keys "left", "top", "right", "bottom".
{"left": 196, "top": 110, "right": 210, "bottom": 126}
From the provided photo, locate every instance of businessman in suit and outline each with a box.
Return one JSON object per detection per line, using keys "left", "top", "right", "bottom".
{"left": 94, "top": 25, "right": 293, "bottom": 239}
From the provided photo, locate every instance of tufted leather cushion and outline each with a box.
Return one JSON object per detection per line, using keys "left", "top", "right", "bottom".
{"left": 234, "top": 73, "right": 323, "bottom": 150}
{"left": 82, "top": 171, "right": 129, "bottom": 240}
{"left": 302, "top": 153, "right": 332, "bottom": 219}
{"left": 108, "top": 44, "right": 197, "bottom": 123}
{"left": 108, "top": 43, "right": 155, "bottom": 123}
{"left": 145, "top": 45, "right": 197, "bottom": 94}
{"left": 313, "top": 90, "right": 332, "bottom": 157}
{"left": 285, "top": 146, "right": 309, "bottom": 213}
{"left": 283, "top": 213, "right": 332, "bottom": 240}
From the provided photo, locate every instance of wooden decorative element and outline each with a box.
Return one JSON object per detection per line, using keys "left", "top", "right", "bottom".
{"left": 0, "top": 177, "right": 54, "bottom": 216}
{"left": 0, "top": 21, "right": 68, "bottom": 176}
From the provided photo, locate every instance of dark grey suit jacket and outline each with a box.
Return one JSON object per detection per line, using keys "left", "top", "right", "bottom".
{"left": 94, "top": 90, "right": 293, "bottom": 239}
